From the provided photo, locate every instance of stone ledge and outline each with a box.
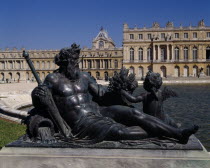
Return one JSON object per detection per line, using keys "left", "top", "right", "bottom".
{"left": 0, "top": 147, "right": 209, "bottom": 168}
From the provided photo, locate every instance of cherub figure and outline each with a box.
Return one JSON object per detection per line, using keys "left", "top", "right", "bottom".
{"left": 121, "top": 71, "right": 178, "bottom": 127}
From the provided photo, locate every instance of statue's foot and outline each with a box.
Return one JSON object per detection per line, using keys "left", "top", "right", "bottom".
{"left": 179, "top": 125, "right": 199, "bottom": 144}
{"left": 37, "top": 127, "right": 57, "bottom": 144}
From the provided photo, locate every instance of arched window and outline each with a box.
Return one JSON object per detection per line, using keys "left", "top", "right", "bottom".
{"left": 1, "top": 73, "right": 4, "bottom": 81}
{"left": 184, "top": 47, "right": 188, "bottom": 60}
{"left": 193, "top": 65, "right": 198, "bottom": 77}
{"left": 96, "top": 71, "right": 100, "bottom": 79}
{"left": 147, "top": 48, "right": 152, "bottom": 61}
{"left": 193, "top": 47, "right": 198, "bottom": 60}
{"left": 129, "top": 66, "right": 135, "bottom": 74}
{"left": 130, "top": 48, "right": 134, "bottom": 61}
{"left": 175, "top": 47, "right": 179, "bottom": 61}
{"left": 138, "top": 66, "right": 144, "bottom": 79}
{"left": 160, "top": 66, "right": 167, "bottom": 77}
{"left": 184, "top": 65, "right": 189, "bottom": 77}
{"left": 207, "top": 65, "right": 210, "bottom": 76}
{"left": 16, "top": 72, "right": 20, "bottom": 81}
{"left": 174, "top": 66, "right": 180, "bottom": 77}
{"left": 9, "top": 72, "right": 12, "bottom": 80}
{"left": 26, "top": 72, "right": 29, "bottom": 80}
{"left": 138, "top": 48, "right": 143, "bottom": 61}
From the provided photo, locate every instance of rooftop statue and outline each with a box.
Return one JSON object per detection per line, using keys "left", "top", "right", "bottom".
{"left": 23, "top": 43, "right": 198, "bottom": 146}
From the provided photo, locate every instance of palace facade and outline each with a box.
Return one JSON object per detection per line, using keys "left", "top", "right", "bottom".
{"left": 1, "top": 20, "right": 210, "bottom": 83}
{"left": 80, "top": 28, "right": 123, "bottom": 79}
{"left": 0, "top": 28, "right": 123, "bottom": 82}
{"left": 123, "top": 20, "right": 210, "bottom": 79}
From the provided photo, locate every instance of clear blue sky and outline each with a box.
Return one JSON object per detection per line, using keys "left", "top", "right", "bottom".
{"left": 1, "top": 0, "right": 210, "bottom": 50}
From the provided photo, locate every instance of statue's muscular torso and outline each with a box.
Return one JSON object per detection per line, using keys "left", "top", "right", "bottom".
{"left": 44, "top": 72, "right": 99, "bottom": 128}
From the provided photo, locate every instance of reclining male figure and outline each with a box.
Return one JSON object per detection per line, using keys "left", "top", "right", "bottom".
{"left": 31, "top": 44, "right": 198, "bottom": 144}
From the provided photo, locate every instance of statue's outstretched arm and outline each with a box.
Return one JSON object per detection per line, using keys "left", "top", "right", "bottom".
{"left": 121, "top": 90, "right": 144, "bottom": 103}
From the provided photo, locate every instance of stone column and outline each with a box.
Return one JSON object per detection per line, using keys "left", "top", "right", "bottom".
{"left": 135, "top": 46, "right": 138, "bottom": 62}
{"left": 143, "top": 46, "right": 147, "bottom": 62}
{"left": 167, "top": 44, "right": 170, "bottom": 61}
{"left": 158, "top": 45, "right": 161, "bottom": 61}
{"left": 202, "top": 45, "right": 206, "bottom": 60}
{"left": 171, "top": 45, "right": 174, "bottom": 61}
{"left": 189, "top": 45, "right": 192, "bottom": 61}
{"left": 5, "top": 61, "right": 7, "bottom": 69}
{"left": 180, "top": 46, "right": 183, "bottom": 61}
{"left": 153, "top": 45, "right": 156, "bottom": 61}
{"left": 23, "top": 61, "right": 25, "bottom": 70}
{"left": 12, "top": 61, "right": 15, "bottom": 69}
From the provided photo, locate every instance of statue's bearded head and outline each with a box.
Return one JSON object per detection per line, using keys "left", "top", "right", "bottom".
{"left": 54, "top": 43, "right": 81, "bottom": 80}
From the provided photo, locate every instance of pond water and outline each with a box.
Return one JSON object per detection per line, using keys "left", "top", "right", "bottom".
{"left": 20, "top": 84, "right": 210, "bottom": 151}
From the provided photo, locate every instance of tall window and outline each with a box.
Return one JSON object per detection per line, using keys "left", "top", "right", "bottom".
{"left": 130, "top": 48, "right": 134, "bottom": 61}
{"left": 147, "top": 34, "right": 151, "bottom": 39}
{"left": 175, "top": 47, "right": 179, "bottom": 60}
{"left": 184, "top": 33, "right": 188, "bottom": 38}
{"left": 130, "top": 34, "right": 134, "bottom": 39}
{"left": 104, "top": 60, "right": 108, "bottom": 69}
{"left": 147, "top": 48, "right": 152, "bottom": 61}
{"left": 184, "top": 47, "right": 188, "bottom": 60}
{"left": 114, "top": 60, "right": 118, "bottom": 68}
{"left": 207, "top": 32, "right": 210, "bottom": 38}
{"left": 138, "top": 48, "right": 143, "bottom": 61}
{"left": 161, "top": 33, "right": 165, "bottom": 39}
{"left": 193, "top": 32, "right": 197, "bottom": 38}
{"left": 175, "top": 33, "right": 179, "bottom": 38}
{"left": 139, "top": 34, "right": 143, "bottom": 39}
{"left": 88, "top": 60, "right": 92, "bottom": 69}
{"left": 193, "top": 47, "right": 198, "bottom": 60}
{"left": 96, "top": 60, "right": 100, "bottom": 69}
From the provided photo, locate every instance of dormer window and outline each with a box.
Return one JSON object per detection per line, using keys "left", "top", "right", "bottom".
{"left": 99, "top": 41, "right": 104, "bottom": 49}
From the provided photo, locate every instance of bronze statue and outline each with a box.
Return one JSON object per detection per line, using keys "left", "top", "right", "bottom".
{"left": 24, "top": 43, "right": 198, "bottom": 145}
{"left": 121, "top": 71, "right": 178, "bottom": 127}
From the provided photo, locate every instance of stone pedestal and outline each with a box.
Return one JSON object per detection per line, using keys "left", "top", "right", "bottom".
{"left": 0, "top": 146, "right": 209, "bottom": 168}
{"left": 0, "top": 135, "right": 209, "bottom": 168}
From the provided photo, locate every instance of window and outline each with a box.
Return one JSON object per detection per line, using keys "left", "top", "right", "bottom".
{"left": 193, "top": 32, "right": 197, "bottom": 38}
{"left": 184, "top": 47, "right": 188, "bottom": 60}
{"left": 99, "top": 41, "right": 104, "bottom": 48}
{"left": 138, "top": 48, "right": 143, "bottom": 61}
{"left": 139, "top": 34, "right": 143, "bottom": 39}
{"left": 130, "top": 48, "right": 134, "bottom": 61}
{"left": 115, "top": 52, "right": 117, "bottom": 55}
{"left": 193, "top": 47, "right": 198, "bottom": 60}
{"left": 175, "top": 47, "right": 179, "bottom": 60}
{"left": 147, "top": 34, "right": 151, "bottom": 39}
{"left": 114, "top": 60, "right": 118, "bottom": 68}
{"left": 175, "top": 33, "right": 179, "bottom": 38}
{"left": 207, "top": 32, "right": 210, "bottom": 38}
{"left": 130, "top": 34, "right": 134, "bottom": 39}
{"left": 184, "top": 33, "right": 188, "bottom": 38}
{"left": 147, "top": 48, "right": 152, "bottom": 60}
{"left": 161, "top": 33, "right": 165, "bottom": 39}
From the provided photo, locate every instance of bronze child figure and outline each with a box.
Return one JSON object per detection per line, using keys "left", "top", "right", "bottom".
{"left": 121, "top": 71, "right": 178, "bottom": 127}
